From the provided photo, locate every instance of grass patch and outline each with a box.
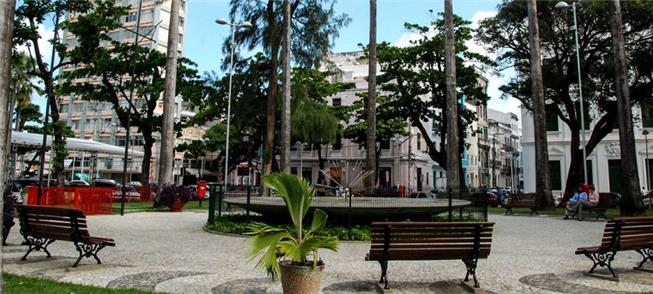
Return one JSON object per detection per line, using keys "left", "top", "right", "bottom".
{"left": 206, "top": 214, "right": 372, "bottom": 241}
{"left": 487, "top": 207, "right": 653, "bottom": 218}
{"left": 3, "top": 273, "right": 156, "bottom": 294}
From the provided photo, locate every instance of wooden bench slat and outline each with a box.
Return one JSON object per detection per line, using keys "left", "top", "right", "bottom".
{"left": 370, "top": 237, "right": 492, "bottom": 244}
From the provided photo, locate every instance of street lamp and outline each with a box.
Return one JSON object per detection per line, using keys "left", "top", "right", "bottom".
{"left": 556, "top": 1, "right": 588, "bottom": 185}
{"left": 216, "top": 18, "right": 253, "bottom": 190}
{"left": 644, "top": 130, "right": 650, "bottom": 192}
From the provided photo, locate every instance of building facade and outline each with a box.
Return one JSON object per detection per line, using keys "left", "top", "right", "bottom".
{"left": 487, "top": 109, "right": 522, "bottom": 191}
{"left": 60, "top": 0, "right": 200, "bottom": 184}
{"left": 522, "top": 105, "right": 653, "bottom": 195}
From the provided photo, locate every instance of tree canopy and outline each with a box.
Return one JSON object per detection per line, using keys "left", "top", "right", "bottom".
{"left": 476, "top": 0, "right": 653, "bottom": 194}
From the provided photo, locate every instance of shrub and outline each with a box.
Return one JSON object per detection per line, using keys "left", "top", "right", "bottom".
{"left": 157, "top": 185, "right": 196, "bottom": 208}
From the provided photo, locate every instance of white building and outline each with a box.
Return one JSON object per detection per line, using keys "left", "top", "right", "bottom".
{"left": 522, "top": 105, "right": 653, "bottom": 194}
{"left": 487, "top": 109, "right": 522, "bottom": 190}
{"left": 288, "top": 51, "right": 437, "bottom": 194}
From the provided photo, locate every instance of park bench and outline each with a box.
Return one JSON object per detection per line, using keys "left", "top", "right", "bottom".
{"left": 366, "top": 221, "right": 495, "bottom": 289}
{"left": 15, "top": 205, "right": 115, "bottom": 267}
{"left": 581, "top": 193, "right": 612, "bottom": 220}
{"left": 504, "top": 193, "right": 539, "bottom": 215}
{"left": 575, "top": 216, "right": 653, "bottom": 279}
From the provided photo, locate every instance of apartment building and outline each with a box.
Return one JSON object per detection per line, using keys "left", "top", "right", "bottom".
{"left": 59, "top": 0, "right": 199, "bottom": 183}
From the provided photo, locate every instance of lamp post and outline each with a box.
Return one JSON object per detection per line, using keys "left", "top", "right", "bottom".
{"left": 644, "top": 130, "right": 650, "bottom": 192}
{"left": 556, "top": 1, "right": 588, "bottom": 185}
{"left": 216, "top": 18, "right": 253, "bottom": 190}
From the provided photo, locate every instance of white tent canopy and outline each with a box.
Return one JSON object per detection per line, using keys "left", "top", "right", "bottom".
{"left": 11, "top": 131, "right": 144, "bottom": 157}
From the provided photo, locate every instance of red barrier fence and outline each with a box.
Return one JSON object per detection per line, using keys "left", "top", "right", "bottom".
{"left": 26, "top": 186, "right": 114, "bottom": 215}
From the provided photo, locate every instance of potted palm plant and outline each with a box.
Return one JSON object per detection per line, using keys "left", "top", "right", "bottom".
{"left": 248, "top": 173, "right": 338, "bottom": 294}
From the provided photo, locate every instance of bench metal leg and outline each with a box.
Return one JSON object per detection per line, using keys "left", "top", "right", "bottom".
{"left": 635, "top": 248, "right": 653, "bottom": 269}
{"left": 462, "top": 256, "right": 480, "bottom": 288}
{"left": 73, "top": 242, "right": 107, "bottom": 267}
{"left": 504, "top": 207, "right": 512, "bottom": 215}
{"left": 20, "top": 237, "right": 55, "bottom": 261}
{"left": 378, "top": 259, "right": 389, "bottom": 289}
{"left": 584, "top": 251, "right": 618, "bottom": 278}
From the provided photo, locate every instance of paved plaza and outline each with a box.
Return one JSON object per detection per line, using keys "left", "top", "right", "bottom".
{"left": 3, "top": 211, "right": 653, "bottom": 293}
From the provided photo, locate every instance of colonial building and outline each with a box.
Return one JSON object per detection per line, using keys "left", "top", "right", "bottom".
{"left": 487, "top": 109, "right": 522, "bottom": 191}
{"left": 522, "top": 105, "right": 653, "bottom": 195}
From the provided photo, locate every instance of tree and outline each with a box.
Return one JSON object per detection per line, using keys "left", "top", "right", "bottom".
{"left": 372, "top": 16, "right": 493, "bottom": 177}
{"left": 609, "top": 0, "right": 644, "bottom": 215}
{"left": 9, "top": 53, "right": 37, "bottom": 131}
{"left": 13, "top": 0, "right": 128, "bottom": 183}
{"left": 444, "top": 0, "right": 461, "bottom": 193}
{"left": 159, "top": 0, "right": 182, "bottom": 186}
{"left": 280, "top": 0, "right": 292, "bottom": 172}
{"left": 344, "top": 94, "right": 407, "bottom": 180}
{"left": 63, "top": 41, "right": 205, "bottom": 197}
{"left": 290, "top": 68, "right": 353, "bottom": 183}
{"left": 228, "top": 0, "right": 350, "bottom": 189}
{"left": 1, "top": 1, "right": 17, "bottom": 287}
{"left": 366, "top": 0, "right": 377, "bottom": 187}
{"left": 526, "top": 0, "right": 554, "bottom": 209}
{"left": 477, "top": 1, "right": 653, "bottom": 198}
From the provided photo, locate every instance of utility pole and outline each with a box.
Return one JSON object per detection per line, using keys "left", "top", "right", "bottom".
{"left": 0, "top": 0, "right": 17, "bottom": 289}
{"left": 444, "top": 0, "right": 461, "bottom": 193}
{"left": 158, "top": 0, "right": 181, "bottom": 187}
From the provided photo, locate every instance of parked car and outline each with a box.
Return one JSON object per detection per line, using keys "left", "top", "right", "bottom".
{"left": 65, "top": 180, "right": 90, "bottom": 187}
{"left": 92, "top": 179, "right": 120, "bottom": 189}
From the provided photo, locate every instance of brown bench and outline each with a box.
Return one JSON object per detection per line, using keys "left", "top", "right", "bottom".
{"left": 576, "top": 216, "right": 653, "bottom": 279}
{"left": 581, "top": 193, "right": 612, "bottom": 220}
{"left": 15, "top": 205, "right": 115, "bottom": 267}
{"left": 504, "top": 193, "right": 539, "bottom": 215}
{"left": 366, "top": 222, "right": 495, "bottom": 289}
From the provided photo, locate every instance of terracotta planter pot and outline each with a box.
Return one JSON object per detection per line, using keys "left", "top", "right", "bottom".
{"left": 279, "top": 261, "right": 324, "bottom": 294}
{"left": 169, "top": 200, "right": 184, "bottom": 212}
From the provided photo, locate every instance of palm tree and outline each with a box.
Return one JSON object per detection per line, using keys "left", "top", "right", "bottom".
{"left": 366, "top": 0, "right": 377, "bottom": 187}
{"left": 444, "top": 0, "right": 461, "bottom": 193}
{"left": 526, "top": 0, "right": 554, "bottom": 208}
{"left": 609, "top": 0, "right": 644, "bottom": 215}
{"left": 158, "top": 0, "right": 181, "bottom": 186}
{"left": 280, "top": 0, "right": 292, "bottom": 173}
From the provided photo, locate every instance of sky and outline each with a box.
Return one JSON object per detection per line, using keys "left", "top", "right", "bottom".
{"left": 30, "top": 0, "right": 520, "bottom": 118}
{"left": 185, "top": 0, "right": 520, "bottom": 115}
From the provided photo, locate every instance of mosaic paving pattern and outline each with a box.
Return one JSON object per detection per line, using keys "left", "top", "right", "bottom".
{"left": 107, "top": 271, "right": 208, "bottom": 291}
{"left": 519, "top": 273, "right": 629, "bottom": 294}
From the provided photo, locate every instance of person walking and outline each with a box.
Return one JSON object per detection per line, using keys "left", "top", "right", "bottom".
{"left": 564, "top": 184, "right": 588, "bottom": 219}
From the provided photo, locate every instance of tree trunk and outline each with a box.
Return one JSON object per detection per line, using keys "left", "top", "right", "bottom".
{"left": 141, "top": 134, "right": 154, "bottom": 199}
{"left": 1, "top": 0, "right": 17, "bottom": 289}
{"left": 609, "top": 0, "right": 644, "bottom": 216}
{"left": 280, "top": 0, "right": 291, "bottom": 173}
{"left": 317, "top": 143, "right": 325, "bottom": 184}
{"left": 526, "top": 0, "right": 554, "bottom": 209}
{"left": 158, "top": 0, "right": 180, "bottom": 187}
{"left": 444, "top": 0, "right": 460, "bottom": 193}
{"left": 262, "top": 0, "right": 280, "bottom": 194}
{"left": 365, "top": 0, "right": 377, "bottom": 188}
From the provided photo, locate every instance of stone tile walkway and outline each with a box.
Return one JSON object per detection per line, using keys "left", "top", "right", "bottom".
{"left": 3, "top": 211, "right": 653, "bottom": 293}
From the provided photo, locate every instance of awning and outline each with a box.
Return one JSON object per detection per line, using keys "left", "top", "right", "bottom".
{"left": 184, "top": 168, "right": 212, "bottom": 175}
{"left": 11, "top": 131, "right": 144, "bottom": 156}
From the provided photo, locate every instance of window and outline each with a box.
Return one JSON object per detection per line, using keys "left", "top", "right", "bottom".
{"left": 608, "top": 159, "right": 622, "bottom": 193}
{"left": 416, "top": 133, "right": 421, "bottom": 151}
{"left": 332, "top": 98, "right": 341, "bottom": 106}
{"left": 291, "top": 167, "right": 298, "bottom": 176}
{"left": 549, "top": 160, "right": 562, "bottom": 190}
{"left": 60, "top": 103, "right": 69, "bottom": 113}
{"left": 302, "top": 167, "right": 312, "bottom": 184}
{"left": 584, "top": 160, "right": 593, "bottom": 186}
{"left": 642, "top": 104, "right": 653, "bottom": 128}
{"left": 72, "top": 120, "right": 81, "bottom": 129}
{"left": 546, "top": 111, "right": 559, "bottom": 132}
{"left": 125, "top": 12, "right": 138, "bottom": 22}
{"left": 380, "top": 139, "right": 390, "bottom": 150}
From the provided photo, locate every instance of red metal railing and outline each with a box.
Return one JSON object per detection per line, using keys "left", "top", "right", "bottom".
{"left": 26, "top": 186, "right": 114, "bottom": 215}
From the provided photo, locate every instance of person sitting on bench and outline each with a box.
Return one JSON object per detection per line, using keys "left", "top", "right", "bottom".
{"left": 564, "top": 184, "right": 587, "bottom": 220}
{"left": 575, "top": 185, "right": 599, "bottom": 221}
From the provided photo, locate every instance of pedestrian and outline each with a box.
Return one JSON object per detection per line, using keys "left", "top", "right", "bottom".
{"left": 3, "top": 189, "right": 18, "bottom": 245}
{"left": 564, "top": 184, "right": 587, "bottom": 219}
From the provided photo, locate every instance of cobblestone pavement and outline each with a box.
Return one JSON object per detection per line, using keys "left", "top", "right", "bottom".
{"left": 3, "top": 211, "right": 653, "bottom": 293}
